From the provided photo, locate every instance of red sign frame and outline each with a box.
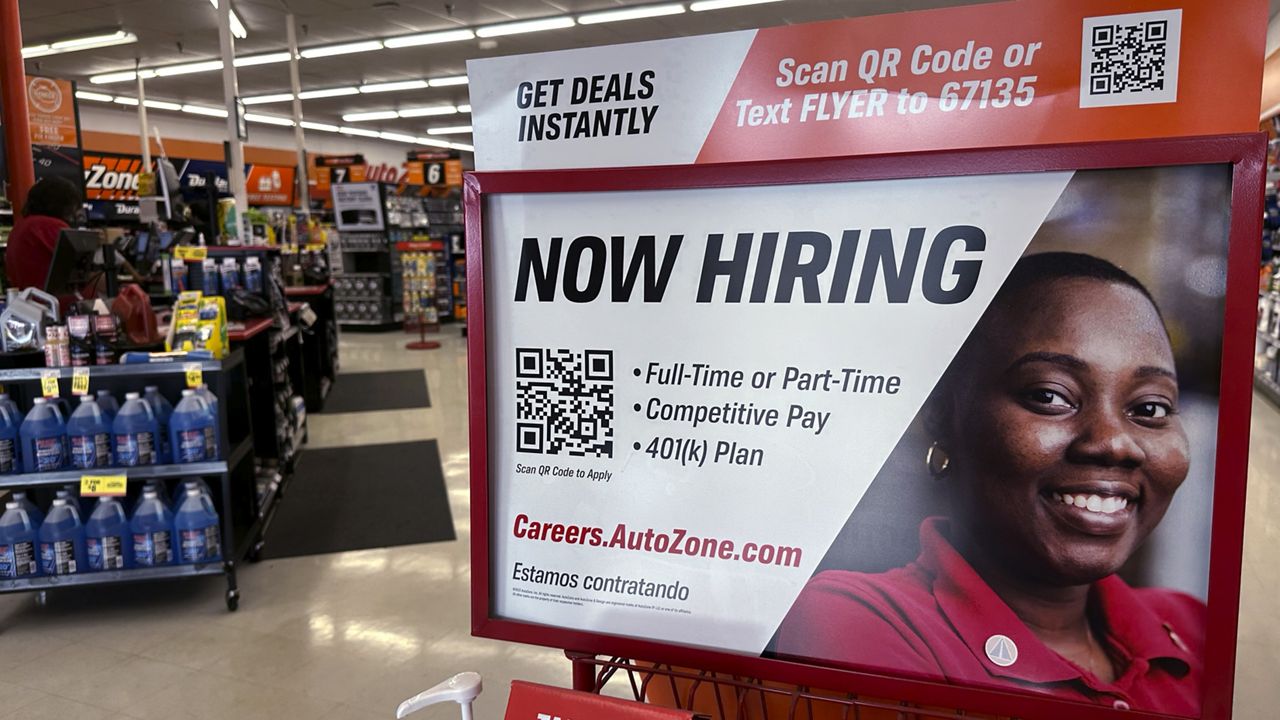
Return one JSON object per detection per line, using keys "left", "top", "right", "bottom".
{"left": 465, "top": 133, "right": 1264, "bottom": 720}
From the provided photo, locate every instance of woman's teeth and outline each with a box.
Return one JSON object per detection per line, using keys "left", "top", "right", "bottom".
{"left": 1052, "top": 492, "right": 1129, "bottom": 514}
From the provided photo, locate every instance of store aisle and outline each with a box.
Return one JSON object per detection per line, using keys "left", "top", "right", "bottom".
{"left": 1, "top": 330, "right": 1279, "bottom": 719}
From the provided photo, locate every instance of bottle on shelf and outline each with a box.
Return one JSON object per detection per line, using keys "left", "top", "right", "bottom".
{"left": 143, "top": 386, "right": 174, "bottom": 464}
{"left": 170, "top": 478, "right": 213, "bottom": 506}
{"left": 130, "top": 486, "right": 174, "bottom": 567}
{"left": 55, "top": 487, "right": 85, "bottom": 518}
{"left": 0, "top": 396, "right": 19, "bottom": 474}
{"left": 0, "top": 500, "right": 40, "bottom": 578}
{"left": 95, "top": 390, "right": 120, "bottom": 424}
{"left": 195, "top": 384, "right": 221, "bottom": 450}
{"left": 171, "top": 390, "right": 218, "bottom": 463}
{"left": 67, "top": 395, "right": 113, "bottom": 469}
{"left": 85, "top": 497, "right": 132, "bottom": 571}
{"left": 174, "top": 487, "right": 221, "bottom": 565}
{"left": 114, "top": 392, "right": 158, "bottom": 467}
{"left": 20, "top": 397, "right": 67, "bottom": 473}
{"left": 38, "top": 497, "right": 86, "bottom": 576}
{"left": 9, "top": 491, "right": 43, "bottom": 527}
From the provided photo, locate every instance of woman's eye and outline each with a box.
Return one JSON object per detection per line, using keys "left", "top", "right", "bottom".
{"left": 1025, "top": 389, "right": 1074, "bottom": 409}
{"left": 1131, "top": 401, "right": 1172, "bottom": 419}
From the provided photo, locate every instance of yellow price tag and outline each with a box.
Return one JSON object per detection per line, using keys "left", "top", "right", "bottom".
{"left": 81, "top": 475, "right": 127, "bottom": 497}
{"left": 175, "top": 246, "right": 208, "bottom": 261}
{"left": 185, "top": 363, "right": 203, "bottom": 389}
{"left": 71, "top": 366, "right": 90, "bottom": 396}
{"left": 40, "top": 370, "right": 59, "bottom": 398}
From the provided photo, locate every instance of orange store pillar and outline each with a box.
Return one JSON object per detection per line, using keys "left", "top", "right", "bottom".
{"left": 0, "top": 0, "right": 34, "bottom": 215}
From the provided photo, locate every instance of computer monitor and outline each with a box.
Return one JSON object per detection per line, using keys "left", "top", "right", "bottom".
{"left": 44, "top": 229, "right": 106, "bottom": 296}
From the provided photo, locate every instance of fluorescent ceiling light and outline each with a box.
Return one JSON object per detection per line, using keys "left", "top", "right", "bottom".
{"left": 578, "top": 3, "right": 685, "bottom": 24}
{"left": 24, "top": 30, "right": 138, "bottom": 58}
{"left": 298, "top": 87, "right": 359, "bottom": 100}
{"left": 182, "top": 104, "right": 229, "bottom": 117}
{"left": 428, "top": 75, "right": 468, "bottom": 88}
{"left": 427, "top": 125, "right": 472, "bottom": 135}
{"left": 301, "top": 120, "right": 340, "bottom": 132}
{"left": 690, "top": 0, "right": 782, "bottom": 10}
{"left": 456, "top": 104, "right": 471, "bottom": 113}
{"left": 475, "top": 16, "right": 574, "bottom": 38}
{"left": 156, "top": 60, "right": 224, "bottom": 77}
{"left": 244, "top": 113, "right": 294, "bottom": 126}
{"left": 90, "top": 69, "right": 154, "bottom": 84}
{"left": 448, "top": 142, "right": 474, "bottom": 152}
{"left": 384, "top": 29, "right": 475, "bottom": 48}
{"left": 397, "top": 105, "right": 456, "bottom": 118}
{"left": 75, "top": 90, "right": 115, "bottom": 102}
{"left": 235, "top": 52, "right": 291, "bottom": 67}
{"left": 208, "top": 0, "right": 247, "bottom": 39}
{"left": 143, "top": 99, "right": 182, "bottom": 111}
{"left": 379, "top": 131, "right": 418, "bottom": 143}
{"left": 339, "top": 127, "right": 380, "bottom": 138}
{"left": 415, "top": 137, "right": 453, "bottom": 149}
{"left": 113, "top": 96, "right": 139, "bottom": 106}
{"left": 343, "top": 110, "right": 398, "bottom": 122}
{"left": 300, "top": 40, "right": 384, "bottom": 59}
{"left": 242, "top": 93, "right": 294, "bottom": 105}
{"left": 360, "top": 80, "right": 428, "bottom": 94}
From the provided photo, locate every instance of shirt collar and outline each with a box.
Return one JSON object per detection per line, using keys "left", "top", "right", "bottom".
{"left": 916, "top": 517, "right": 1193, "bottom": 685}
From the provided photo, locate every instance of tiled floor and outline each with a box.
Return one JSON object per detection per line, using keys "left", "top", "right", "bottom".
{"left": 1, "top": 329, "right": 1278, "bottom": 718}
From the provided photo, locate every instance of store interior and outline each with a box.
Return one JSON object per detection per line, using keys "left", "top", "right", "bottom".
{"left": 0, "top": 0, "right": 1279, "bottom": 719}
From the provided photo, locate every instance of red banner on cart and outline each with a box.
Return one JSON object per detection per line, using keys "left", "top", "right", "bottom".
{"left": 467, "top": 0, "right": 1265, "bottom": 170}
{"left": 505, "top": 681, "right": 701, "bottom": 720}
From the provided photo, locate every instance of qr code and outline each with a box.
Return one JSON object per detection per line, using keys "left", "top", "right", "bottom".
{"left": 1080, "top": 10, "right": 1181, "bottom": 109}
{"left": 515, "top": 348, "right": 614, "bottom": 458}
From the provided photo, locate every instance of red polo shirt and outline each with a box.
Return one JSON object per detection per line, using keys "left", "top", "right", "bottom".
{"left": 5, "top": 215, "right": 67, "bottom": 290}
{"left": 775, "top": 518, "right": 1203, "bottom": 715}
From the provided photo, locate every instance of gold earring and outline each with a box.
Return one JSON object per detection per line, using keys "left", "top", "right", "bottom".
{"left": 926, "top": 442, "right": 951, "bottom": 477}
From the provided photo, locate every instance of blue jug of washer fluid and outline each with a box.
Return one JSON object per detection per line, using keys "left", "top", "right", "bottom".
{"left": 171, "top": 478, "right": 213, "bottom": 507}
{"left": 0, "top": 501, "right": 39, "bottom": 578}
{"left": 67, "top": 396, "right": 112, "bottom": 469}
{"left": 173, "top": 487, "right": 221, "bottom": 564}
{"left": 38, "top": 497, "right": 86, "bottom": 576}
{"left": 170, "top": 390, "right": 218, "bottom": 463}
{"left": 143, "top": 386, "right": 173, "bottom": 464}
{"left": 9, "top": 491, "right": 42, "bottom": 527}
{"left": 20, "top": 397, "right": 66, "bottom": 473}
{"left": 114, "top": 392, "right": 157, "bottom": 466}
{"left": 85, "top": 497, "right": 132, "bottom": 571}
{"left": 0, "top": 397, "right": 20, "bottom": 474}
{"left": 130, "top": 486, "right": 173, "bottom": 567}
{"left": 95, "top": 390, "right": 119, "bottom": 424}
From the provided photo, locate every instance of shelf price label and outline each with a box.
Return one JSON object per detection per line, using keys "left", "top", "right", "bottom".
{"left": 71, "top": 367, "right": 90, "bottom": 396}
{"left": 40, "top": 370, "right": 59, "bottom": 398}
{"left": 175, "top": 246, "right": 208, "bottom": 261}
{"left": 81, "top": 474, "right": 127, "bottom": 497}
{"left": 184, "top": 362, "right": 203, "bottom": 389}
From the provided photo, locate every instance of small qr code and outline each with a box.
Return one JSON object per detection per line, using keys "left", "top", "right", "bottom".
{"left": 1080, "top": 10, "right": 1181, "bottom": 109}
{"left": 515, "top": 348, "right": 614, "bottom": 458}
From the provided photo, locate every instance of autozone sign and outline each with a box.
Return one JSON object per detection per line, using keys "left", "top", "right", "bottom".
{"left": 82, "top": 153, "right": 145, "bottom": 201}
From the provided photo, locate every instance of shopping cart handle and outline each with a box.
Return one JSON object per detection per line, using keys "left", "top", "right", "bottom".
{"left": 397, "top": 672, "right": 483, "bottom": 719}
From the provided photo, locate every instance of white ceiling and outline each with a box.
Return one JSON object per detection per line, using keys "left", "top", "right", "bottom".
{"left": 20, "top": 0, "right": 987, "bottom": 145}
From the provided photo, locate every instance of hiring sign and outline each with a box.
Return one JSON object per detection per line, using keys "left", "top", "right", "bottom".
{"left": 466, "top": 2, "right": 1265, "bottom": 720}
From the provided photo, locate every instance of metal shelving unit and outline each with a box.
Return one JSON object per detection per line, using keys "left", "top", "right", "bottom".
{"left": 0, "top": 352, "right": 256, "bottom": 611}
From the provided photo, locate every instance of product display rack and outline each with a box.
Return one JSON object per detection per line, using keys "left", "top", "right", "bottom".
{"left": 285, "top": 282, "right": 338, "bottom": 413}
{"left": 0, "top": 352, "right": 255, "bottom": 611}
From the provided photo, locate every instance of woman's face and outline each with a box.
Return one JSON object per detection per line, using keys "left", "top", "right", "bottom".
{"left": 947, "top": 277, "right": 1190, "bottom": 586}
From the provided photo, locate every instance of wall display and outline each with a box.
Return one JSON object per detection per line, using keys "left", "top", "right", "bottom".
{"left": 332, "top": 182, "right": 385, "bottom": 231}
{"left": 82, "top": 152, "right": 146, "bottom": 202}
{"left": 25, "top": 76, "right": 79, "bottom": 149}
{"left": 467, "top": 0, "right": 1263, "bottom": 171}
{"left": 469, "top": 137, "right": 1262, "bottom": 720}
{"left": 246, "top": 164, "right": 296, "bottom": 206}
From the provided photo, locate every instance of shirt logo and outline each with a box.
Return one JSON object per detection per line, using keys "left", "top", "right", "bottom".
{"left": 984, "top": 634, "right": 1018, "bottom": 667}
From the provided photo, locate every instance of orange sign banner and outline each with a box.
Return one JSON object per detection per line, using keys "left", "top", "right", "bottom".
{"left": 26, "top": 76, "right": 78, "bottom": 148}
{"left": 246, "top": 164, "right": 296, "bottom": 206}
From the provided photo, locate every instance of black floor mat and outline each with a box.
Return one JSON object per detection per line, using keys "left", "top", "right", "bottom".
{"left": 260, "top": 440, "right": 456, "bottom": 560}
{"left": 321, "top": 370, "right": 431, "bottom": 413}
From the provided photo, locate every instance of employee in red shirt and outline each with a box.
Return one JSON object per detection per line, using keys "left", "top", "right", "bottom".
{"left": 5, "top": 177, "right": 83, "bottom": 290}
{"left": 776, "top": 253, "right": 1202, "bottom": 715}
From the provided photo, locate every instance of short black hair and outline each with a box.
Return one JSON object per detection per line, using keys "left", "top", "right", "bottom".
{"left": 22, "top": 177, "right": 82, "bottom": 222}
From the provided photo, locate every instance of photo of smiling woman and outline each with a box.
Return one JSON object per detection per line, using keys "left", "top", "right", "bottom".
{"left": 775, "top": 250, "right": 1204, "bottom": 714}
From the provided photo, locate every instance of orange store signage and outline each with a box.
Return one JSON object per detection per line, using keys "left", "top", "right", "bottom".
{"left": 26, "top": 76, "right": 79, "bottom": 148}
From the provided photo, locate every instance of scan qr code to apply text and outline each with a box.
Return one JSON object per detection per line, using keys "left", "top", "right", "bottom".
{"left": 1079, "top": 9, "right": 1181, "bottom": 109}
{"left": 516, "top": 348, "right": 614, "bottom": 458}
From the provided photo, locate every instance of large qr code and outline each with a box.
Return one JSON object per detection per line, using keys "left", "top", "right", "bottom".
{"left": 515, "top": 348, "right": 614, "bottom": 458}
{"left": 1080, "top": 10, "right": 1181, "bottom": 109}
